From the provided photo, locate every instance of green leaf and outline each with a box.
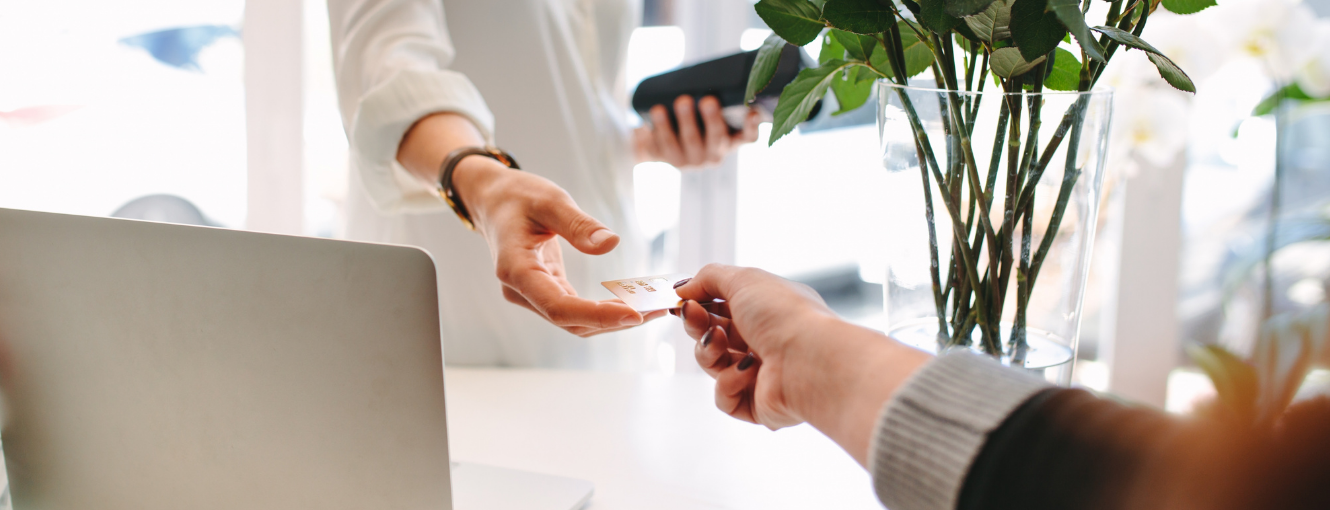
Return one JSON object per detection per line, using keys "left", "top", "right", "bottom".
{"left": 945, "top": 0, "right": 999, "bottom": 17}
{"left": 1009, "top": 0, "right": 1066, "bottom": 62}
{"left": 746, "top": 34, "right": 790, "bottom": 104}
{"left": 1043, "top": 47, "right": 1081, "bottom": 90}
{"left": 831, "top": 66, "right": 875, "bottom": 114}
{"left": 830, "top": 29, "right": 875, "bottom": 61}
{"left": 770, "top": 60, "right": 851, "bottom": 144}
{"left": 989, "top": 46, "right": 1046, "bottom": 78}
{"left": 1092, "top": 26, "right": 1196, "bottom": 93}
{"left": 853, "top": 62, "right": 880, "bottom": 83}
{"left": 870, "top": 22, "right": 935, "bottom": 78}
{"left": 952, "top": 17, "right": 982, "bottom": 42}
{"left": 1048, "top": 0, "right": 1106, "bottom": 62}
{"left": 820, "top": 31, "right": 847, "bottom": 65}
{"left": 1252, "top": 82, "right": 1316, "bottom": 116}
{"left": 964, "top": 0, "right": 1013, "bottom": 42}
{"left": 917, "top": 0, "right": 962, "bottom": 33}
{"left": 1090, "top": 25, "right": 1160, "bottom": 53}
{"left": 1147, "top": 53, "right": 1196, "bottom": 93}
{"left": 1254, "top": 312, "right": 1318, "bottom": 424}
{"left": 1161, "top": 0, "right": 1216, "bottom": 14}
{"left": 822, "top": 0, "right": 897, "bottom": 34}
{"left": 755, "top": 0, "right": 827, "bottom": 46}
{"left": 1188, "top": 344, "right": 1259, "bottom": 425}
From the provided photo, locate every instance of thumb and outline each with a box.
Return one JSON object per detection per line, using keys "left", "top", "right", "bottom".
{"left": 537, "top": 194, "right": 619, "bottom": 255}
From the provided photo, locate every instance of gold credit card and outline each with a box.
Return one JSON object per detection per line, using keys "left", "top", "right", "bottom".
{"left": 601, "top": 273, "right": 694, "bottom": 313}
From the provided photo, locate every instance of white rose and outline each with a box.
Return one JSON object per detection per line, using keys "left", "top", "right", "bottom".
{"left": 1111, "top": 85, "right": 1192, "bottom": 169}
{"left": 1214, "top": 0, "right": 1318, "bottom": 81}
{"left": 1296, "top": 22, "right": 1330, "bottom": 98}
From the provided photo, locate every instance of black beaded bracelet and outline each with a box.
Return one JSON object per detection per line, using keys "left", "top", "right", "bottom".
{"left": 437, "top": 146, "right": 521, "bottom": 230}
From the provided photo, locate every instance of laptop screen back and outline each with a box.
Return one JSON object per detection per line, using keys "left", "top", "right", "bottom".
{"left": 0, "top": 208, "right": 452, "bottom": 509}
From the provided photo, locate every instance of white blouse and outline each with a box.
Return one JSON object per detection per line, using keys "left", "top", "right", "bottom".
{"left": 327, "top": 0, "right": 651, "bottom": 368}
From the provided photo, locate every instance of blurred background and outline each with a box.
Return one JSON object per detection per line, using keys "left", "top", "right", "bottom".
{"left": 2, "top": 0, "right": 1329, "bottom": 411}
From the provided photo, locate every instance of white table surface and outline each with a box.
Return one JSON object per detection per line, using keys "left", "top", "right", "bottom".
{"left": 443, "top": 368, "right": 884, "bottom": 510}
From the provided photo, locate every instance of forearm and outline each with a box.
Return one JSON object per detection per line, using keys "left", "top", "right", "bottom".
{"left": 397, "top": 112, "right": 488, "bottom": 183}
{"left": 785, "top": 317, "right": 932, "bottom": 467}
{"left": 396, "top": 112, "right": 519, "bottom": 229}
{"left": 329, "top": 0, "right": 495, "bottom": 213}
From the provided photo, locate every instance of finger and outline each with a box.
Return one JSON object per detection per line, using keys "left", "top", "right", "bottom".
{"left": 680, "top": 300, "right": 714, "bottom": 339}
{"left": 528, "top": 191, "right": 620, "bottom": 255}
{"left": 694, "top": 325, "right": 734, "bottom": 377}
{"left": 632, "top": 125, "right": 657, "bottom": 162}
{"left": 502, "top": 286, "right": 541, "bottom": 315}
{"left": 673, "top": 95, "right": 705, "bottom": 165}
{"left": 565, "top": 309, "right": 668, "bottom": 337}
{"left": 698, "top": 96, "right": 728, "bottom": 164}
{"left": 650, "top": 105, "right": 684, "bottom": 165}
{"left": 740, "top": 109, "right": 761, "bottom": 144}
{"left": 643, "top": 309, "right": 670, "bottom": 322}
{"left": 507, "top": 283, "right": 658, "bottom": 342}
{"left": 674, "top": 263, "right": 749, "bottom": 304}
{"left": 500, "top": 254, "right": 642, "bottom": 328}
{"left": 722, "top": 324, "right": 750, "bottom": 354}
{"left": 538, "top": 241, "right": 579, "bottom": 295}
{"left": 701, "top": 299, "right": 731, "bottom": 319}
{"left": 715, "top": 352, "right": 760, "bottom": 423}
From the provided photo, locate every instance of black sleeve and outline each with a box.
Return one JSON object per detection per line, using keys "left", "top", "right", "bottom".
{"left": 956, "top": 388, "right": 1330, "bottom": 510}
{"left": 955, "top": 388, "right": 1185, "bottom": 510}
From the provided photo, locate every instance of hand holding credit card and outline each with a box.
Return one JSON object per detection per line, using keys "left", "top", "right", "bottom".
{"left": 601, "top": 273, "right": 724, "bottom": 313}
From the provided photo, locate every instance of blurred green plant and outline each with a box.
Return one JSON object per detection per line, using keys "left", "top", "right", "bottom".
{"left": 1189, "top": 303, "right": 1327, "bottom": 428}
{"left": 1222, "top": 207, "right": 1330, "bottom": 303}
{"left": 1207, "top": 94, "right": 1330, "bottom": 427}
{"left": 1253, "top": 82, "right": 1330, "bottom": 117}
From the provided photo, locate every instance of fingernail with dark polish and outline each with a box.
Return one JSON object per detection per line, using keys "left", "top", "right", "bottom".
{"left": 700, "top": 326, "right": 716, "bottom": 347}
{"left": 673, "top": 278, "right": 691, "bottom": 289}
{"left": 737, "top": 352, "right": 756, "bottom": 371}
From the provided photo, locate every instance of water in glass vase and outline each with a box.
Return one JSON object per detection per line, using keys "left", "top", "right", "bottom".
{"left": 889, "top": 319, "right": 1073, "bottom": 371}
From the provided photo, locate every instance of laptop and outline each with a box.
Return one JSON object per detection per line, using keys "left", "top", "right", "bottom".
{"left": 0, "top": 207, "right": 592, "bottom": 510}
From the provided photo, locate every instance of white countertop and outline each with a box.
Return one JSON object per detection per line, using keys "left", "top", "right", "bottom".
{"left": 444, "top": 368, "right": 883, "bottom": 510}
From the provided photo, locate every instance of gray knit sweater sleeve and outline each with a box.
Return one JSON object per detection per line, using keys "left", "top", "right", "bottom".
{"left": 868, "top": 352, "right": 1052, "bottom": 510}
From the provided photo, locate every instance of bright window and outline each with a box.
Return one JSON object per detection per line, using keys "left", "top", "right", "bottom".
{"left": 0, "top": 1, "right": 247, "bottom": 227}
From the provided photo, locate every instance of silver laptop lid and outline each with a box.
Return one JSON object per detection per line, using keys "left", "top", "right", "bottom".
{"left": 0, "top": 208, "right": 452, "bottom": 509}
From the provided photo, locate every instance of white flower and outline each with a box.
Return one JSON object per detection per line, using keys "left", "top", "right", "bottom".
{"left": 1111, "top": 86, "right": 1192, "bottom": 168}
{"left": 1213, "top": 0, "right": 1319, "bottom": 81}
{"left": 1098, "top": 46, "right": 1166, "bottom": 92}
{"left": 1296, "top": 22, "right": 1330, "bottom": 98}
{"left": 1138, "top": 11, "right": 1226, "bottom": 85}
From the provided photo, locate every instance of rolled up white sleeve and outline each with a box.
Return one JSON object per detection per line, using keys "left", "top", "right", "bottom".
{"left": 328, "top": 0, "right": 496, "bottom": 214}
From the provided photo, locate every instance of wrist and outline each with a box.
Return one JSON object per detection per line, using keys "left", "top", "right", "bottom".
{"left": 787, "top": 319, "right": 931, "bottom": 465}
{"left": 449, "top": 155, "right": 511, "bottom": 227}
{"left": 781, "top": 314, "right": 865, "bottom": 422}
{"left": 396, "top": 112, "right": 488, "bottom": 185}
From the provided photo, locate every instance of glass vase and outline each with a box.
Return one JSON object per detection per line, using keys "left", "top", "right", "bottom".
{"left": 877, "top": 82, "right": 1113, "bottom": 385}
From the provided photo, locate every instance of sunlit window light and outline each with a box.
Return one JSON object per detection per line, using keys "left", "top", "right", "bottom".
{"left": 1072, "top": 359, "right": 1110, "bottom": 392}
{"left": 803, "top": 38, "right": 821, "bottom": 61}
{"left": 1165, "top": 368, "right": 1217, "bottom": 414}
{"left": 739, "top": 28, "right": 772, "bottom": 51}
